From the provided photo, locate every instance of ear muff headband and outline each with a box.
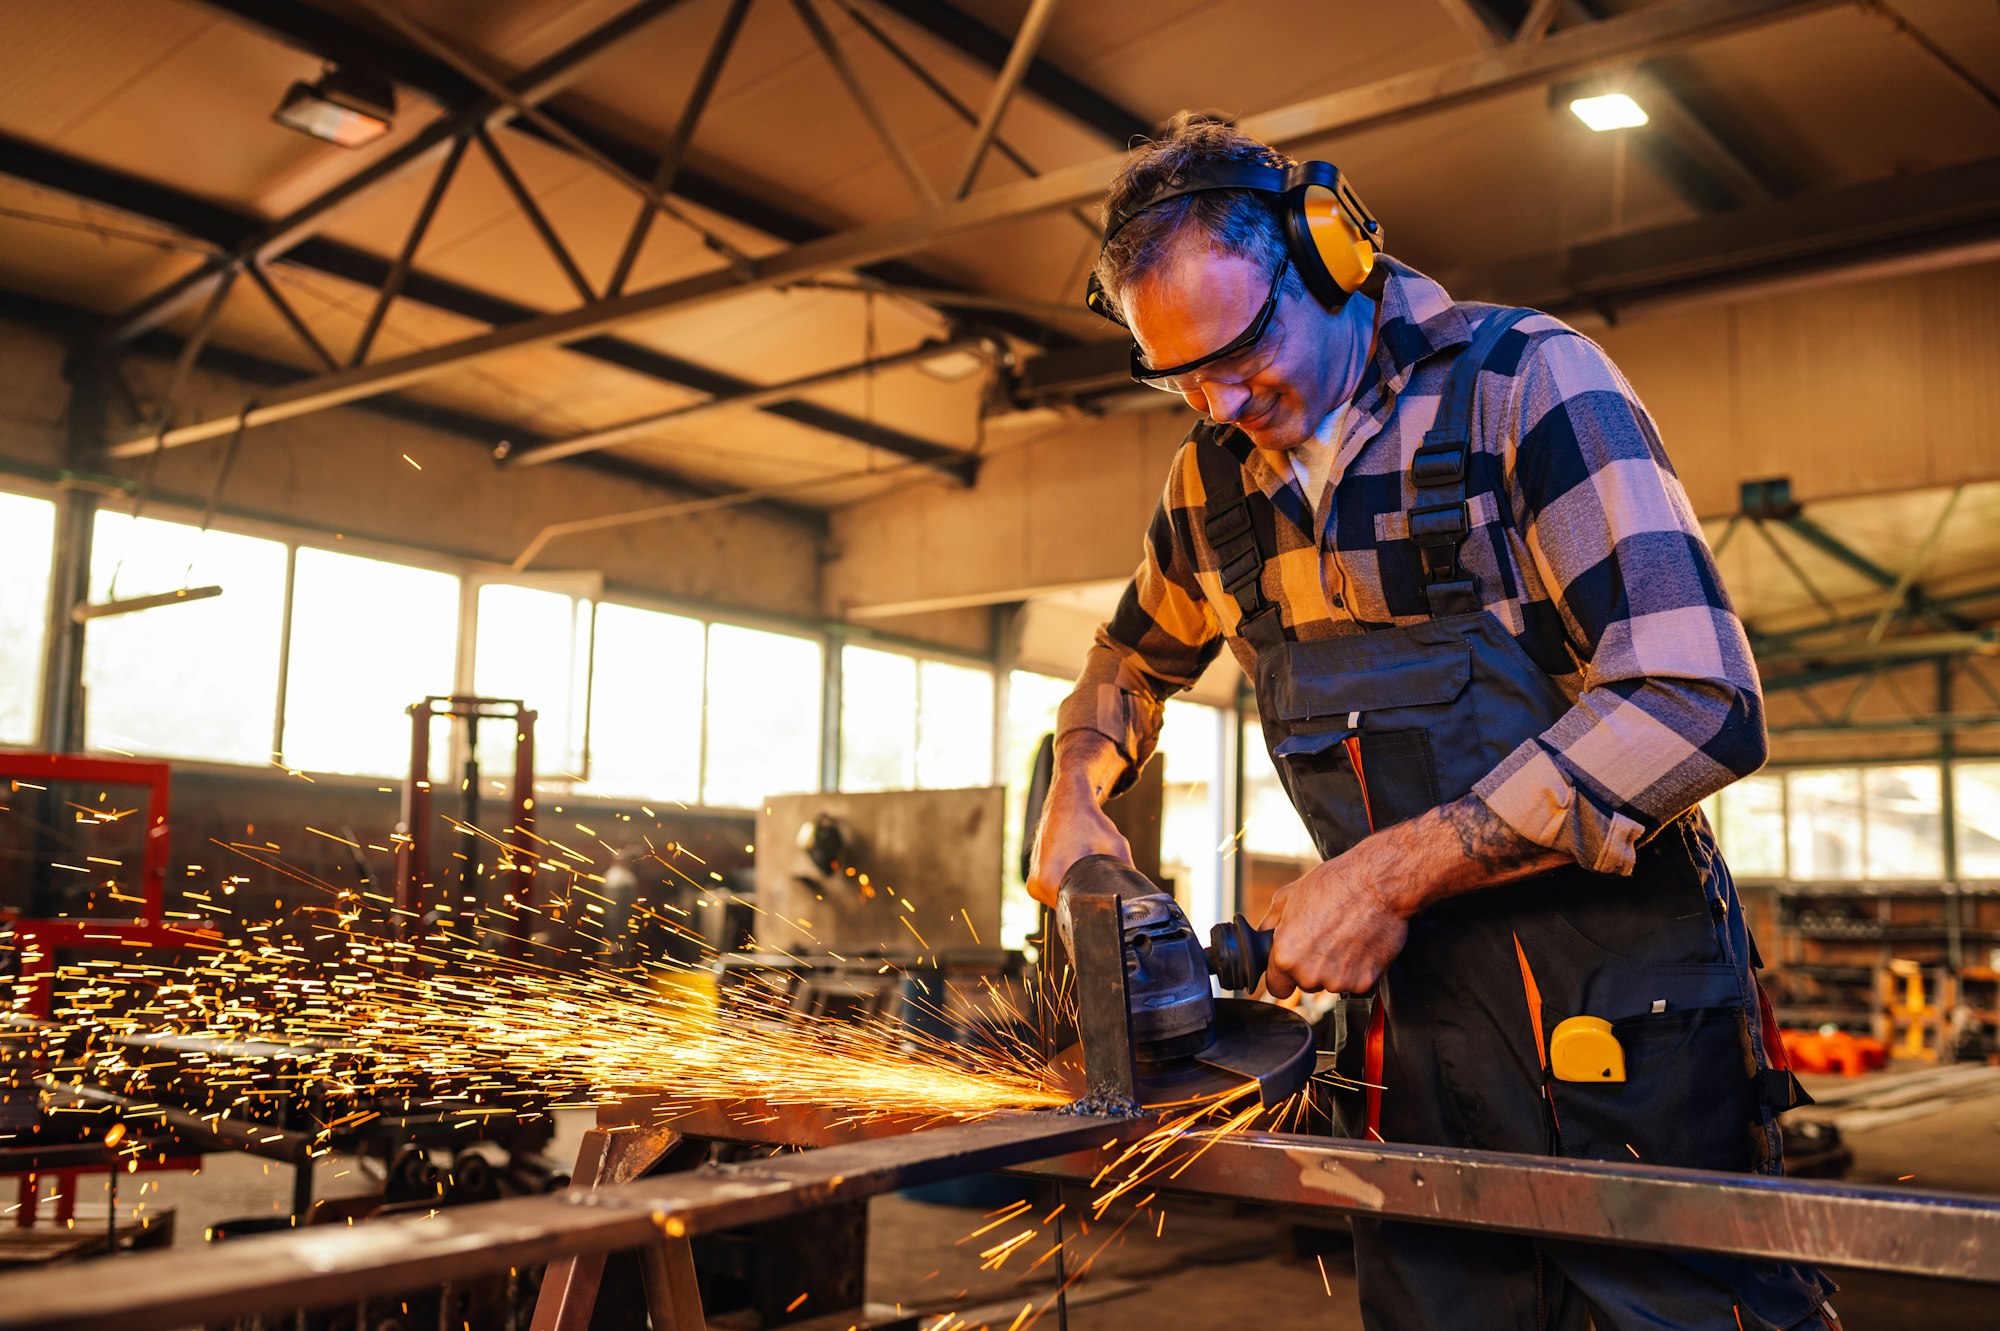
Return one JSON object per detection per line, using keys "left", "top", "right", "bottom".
{"left": 1087, "top": 159, "right": 1383, "bottom": 323}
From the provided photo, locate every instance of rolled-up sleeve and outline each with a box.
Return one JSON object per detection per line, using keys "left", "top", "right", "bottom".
{"left": 1471, "top": 330, "right": 1765, "bottom": 876}
{"left": 1054, "top": 458, "right": 1225, "bottom": 793}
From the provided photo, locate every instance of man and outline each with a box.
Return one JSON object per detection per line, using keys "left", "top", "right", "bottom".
{"left": 1026, "top": 118, "right": 1838, "bottom": 1330}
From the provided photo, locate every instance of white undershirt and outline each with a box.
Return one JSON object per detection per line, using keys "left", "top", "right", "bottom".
{"left": 1288, "top": 398, "right": 1350, "bottom": 535}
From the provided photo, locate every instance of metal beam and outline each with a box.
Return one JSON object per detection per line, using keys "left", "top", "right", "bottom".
{"left": 201, "top": 0, "right": 1071, "bottom": 351}
{"left": 864, "top": 0, "right": 1149, "bottom": 144}
{"left": 1516, "top": 0, "right": 1564, "bottom": 42}
{"left": 605, "top": 0, "right": 755, "bottom": 298}
{"left": 0, "top": 1111, "right": 1141, "bottom": 1331}
{"left": 1441, "top": 150, "right": 2000, "bottom": 318}
{"left": 0, "top": 132, "right": 962, "bottom": 475}
{"left": 659, "top": 1103, "right": 2000, "bottom": 1284}
{"left": 0, "top": 282, "right": 823, "bottom": 529}
{"left": 1784, "top": 512, "right": 1979, "bottom": 633}
{"left": 498, "top": 337, "right": 988, "bottom": 470}
{"left": 1478, "top": 0, "right": 1781, "bottom": 210}
{"left": 106, "top": 0, "right": 690, "bottom": 346}
{"left": 11, "top": 1100, "right": 2000, "bottom": 1330}
{"left": 111, "top": 0, "right": 1838, "bottom": 456}
{"left": 949, "top": 0, "right": 1063, "bottom": 198}
{"left": 789, "top": 0, "right": 941, "bottom": 208}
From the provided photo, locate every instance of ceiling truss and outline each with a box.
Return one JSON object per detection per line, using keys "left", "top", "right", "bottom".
{"left": 95, "top": 0, "right": 1841, "bottom": 459}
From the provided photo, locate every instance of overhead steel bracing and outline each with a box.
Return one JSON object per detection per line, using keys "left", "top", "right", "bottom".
{"left": 179, "top": 0, "right": 1081, "bottom": 352}
{"left": 96, "top": 0, "right": 1842, "bottom": 459}
{"left": 3, "top": 1, "right": 981, "bottom": 485}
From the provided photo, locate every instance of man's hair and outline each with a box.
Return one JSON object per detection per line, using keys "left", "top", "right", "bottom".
{"left": 1094, "top": 116, "right": 1303, "bottom": 325}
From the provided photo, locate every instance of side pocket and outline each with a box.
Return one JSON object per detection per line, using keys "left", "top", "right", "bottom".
{"left": 1357, "top": 729, "right": 1441, "bottom": 829}
{"left": 1550, "top": 1006, "right": 1760, "bottom": 1173}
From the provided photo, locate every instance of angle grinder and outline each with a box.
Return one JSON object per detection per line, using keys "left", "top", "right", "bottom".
{"left": 1049, "top": 855, "right": 1314, "bottom": 1110}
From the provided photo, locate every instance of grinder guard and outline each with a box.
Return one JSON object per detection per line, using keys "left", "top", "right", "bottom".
{"left": 1053, "top": 855, "right": 1312, "bottom": 1109}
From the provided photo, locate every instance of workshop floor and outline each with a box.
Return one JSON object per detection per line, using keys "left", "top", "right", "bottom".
{"left": 32, "top": 1065, "right": 2000, "bottom": 1328}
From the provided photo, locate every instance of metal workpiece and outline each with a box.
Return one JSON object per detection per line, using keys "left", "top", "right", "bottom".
{"left": 655, "top": 1105, "right": 2000, "bottom": 1285}
{"left": 0, "top": 1110, "right": 1144, "bottom": 1331}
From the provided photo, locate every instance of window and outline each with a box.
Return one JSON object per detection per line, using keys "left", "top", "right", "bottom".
{"left": 1782, "top": 766, "right": 1945, "bottom": 883}
{"left": 1957, "top": 763, "right": 2000, "bottom": 881}
{"left": 701, "top": 624, "right": 822, "bottom": 809}
{"left": 1713, "top": 773, "right": 1786, "bottom": 879}
{"left": 83, "top": 513, "right": 288, "bottom": 765}
{"left": 999, "top": 670, "right": 1074, "bottom": 948}
{"left": 1862, "top": 765, "right": 1944, "bottom": 881}
{"left": 0, "top": 492, "right": 56, "bottom": 744}
{"left": 839, "top": 646, "right": 917, "bottom": 792}
{"left": 1786, "top": 769, "right": 1863, "bottom": 881}
{"left": 472, "top": 583, "right": 594, "bottom": 780}
{"left": 281, "top": 548, "right": 460, "bottom": 776}
{"left": 839, "top": 646, "right": 996, "bottom": 792}
{"left": 1159, "top": 700, "right": 1227, "bottom": 937}
{"left": 1241, "top": 716, "right": 1319, "bottom": 862}
{"left": 914, "top": 659, "right": 995, "bottom": 789}
{"left": 586, "top": 604, "right": 705, "bottom": 802}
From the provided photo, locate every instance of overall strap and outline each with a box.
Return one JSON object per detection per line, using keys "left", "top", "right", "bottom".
{"left": 1410, "top": 305, "right": 1535, "bottom": 619}
{"left": 1190, "top": 424, "right": 1286, "bottom": 653}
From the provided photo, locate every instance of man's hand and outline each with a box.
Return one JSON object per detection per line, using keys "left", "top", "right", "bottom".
{"left": 1260, "top": 853, "right": 1408, "bottom": 999}
{"left": 1258, "top": 795, "right": 1568, "bottom": 998}
{"left": 1025, "top": 733, "right": 1133, "bottom": 909}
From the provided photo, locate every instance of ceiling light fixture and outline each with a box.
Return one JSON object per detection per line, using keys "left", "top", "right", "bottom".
{"left": 274, "top": 65, "right": 397, "bottom": 148}
{"left": 1569, "top": 92, "right": 1648, "bottom": 132}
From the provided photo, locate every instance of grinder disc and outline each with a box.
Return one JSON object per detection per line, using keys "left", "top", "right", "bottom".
{"left": 1051, "top": 998, "right": 1315, "bottom": 1110}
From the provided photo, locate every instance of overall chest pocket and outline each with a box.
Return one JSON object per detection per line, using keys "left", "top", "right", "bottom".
{"left": 1262, "top": 635, "right": 1479, "bottom": 836}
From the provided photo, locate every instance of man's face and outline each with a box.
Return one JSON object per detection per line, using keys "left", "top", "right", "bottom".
{"left": 1126, "top": 247, "right": 1336, "bottom": 453}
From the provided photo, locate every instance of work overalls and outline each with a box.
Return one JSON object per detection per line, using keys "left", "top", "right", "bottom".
{"left": 1197, "top": 307, "right": 1837, "bottom": 1330}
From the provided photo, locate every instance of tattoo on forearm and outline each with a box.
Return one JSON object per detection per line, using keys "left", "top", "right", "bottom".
{"left": 1440, "top": 798, "right": 1543, "bottom": 878}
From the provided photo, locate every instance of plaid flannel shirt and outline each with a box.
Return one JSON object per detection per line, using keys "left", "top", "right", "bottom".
{"left": 1054, "top": 257, "right": 1765, "bottom": 876}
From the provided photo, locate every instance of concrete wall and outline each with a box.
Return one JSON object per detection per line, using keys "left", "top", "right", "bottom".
{"left": 824, "top": 259, "right": 2000, "bottom": 618}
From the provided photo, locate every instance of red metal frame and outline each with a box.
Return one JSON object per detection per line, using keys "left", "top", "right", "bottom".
{"left": 1, "top": 752, "right": 220, "bottom": 1019}
{"left": 1, "top": 753, "right": 217, "bottom": 1228}
{"left": 395, "top": 698, "right": 537, "bottom": 951}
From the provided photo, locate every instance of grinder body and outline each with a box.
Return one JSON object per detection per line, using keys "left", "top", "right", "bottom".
{"left": 1054, "top": 855, "right": 1309, "bottom": 1109}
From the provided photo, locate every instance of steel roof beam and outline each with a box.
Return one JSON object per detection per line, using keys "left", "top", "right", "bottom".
{"left": 1472, "top": 0, "right": 1785, "bottom": 210}
{"left": 106, "top": 0, "right": 1841, "bottom": 456}
{"left": 1440, "top": 151, "right": 2000, "bottom": 316}
{"left": 108, "top": 0, "right": 690, "bottom": 346}
{"left": 0, "top": 131, "right": 968, "bottom": 479}
{"left": 186, "top": 0, "right": 1071, "bottom": 351}
{"left": 0, "top": 283, "right": 823, "bottom": 527}
{"left": 863, "top": 0, "right": 1149, "bottom": 144}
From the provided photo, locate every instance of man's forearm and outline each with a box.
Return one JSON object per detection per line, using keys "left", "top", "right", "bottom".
{"left": 1052, "top": 729, "right": 1129, "bottom": 808}
{"left": 1357, "top": 795, "right": 1570, "bottom": 918}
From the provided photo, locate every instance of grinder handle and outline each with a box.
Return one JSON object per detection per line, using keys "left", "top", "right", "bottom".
{"left": 1206, "top": 914, "right": 1274, "bottom": 992}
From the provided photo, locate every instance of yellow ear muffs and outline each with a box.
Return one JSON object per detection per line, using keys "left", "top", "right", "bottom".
{"left": 1300, "top": 183, "right": 1377, "bottom": 297}
{"left": 1279, "top": 163, "right": 1381, "bottom": 310}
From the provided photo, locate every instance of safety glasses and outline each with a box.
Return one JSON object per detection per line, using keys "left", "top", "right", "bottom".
{"left": 1128, "top": 255, "right": 1290, "bottom": 394}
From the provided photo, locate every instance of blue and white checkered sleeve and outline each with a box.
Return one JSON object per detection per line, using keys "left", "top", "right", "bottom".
{"left": 1471, "top": 330, "right": 1766, "bottom": 875}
